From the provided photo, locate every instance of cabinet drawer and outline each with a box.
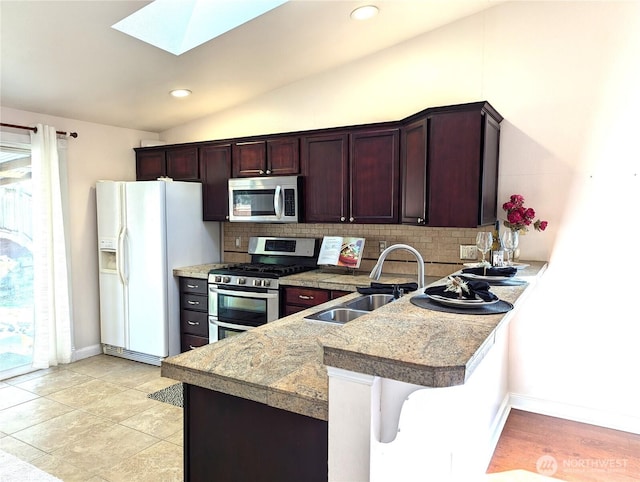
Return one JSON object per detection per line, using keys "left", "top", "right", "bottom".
{"left": 180, "top": 277, "right": 208, "bottom": 295}
{"left": 181, "top": 293, "right": 207, "bottom": 312}
{"left": 284, "top": 287, "right": 330, "bottom": 307}
{"left": 181, "top": 309, "right": 208, "bottom": 337}
{"left": 181, "top": 334, "right": 209, "bottom": 353}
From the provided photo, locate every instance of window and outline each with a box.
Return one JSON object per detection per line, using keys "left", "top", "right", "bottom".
{"left": 0, "top": 139, "right": 34, "bottom": 379}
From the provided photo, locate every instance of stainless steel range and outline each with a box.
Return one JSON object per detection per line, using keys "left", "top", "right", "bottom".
{"left": 208, "top": 237, "right": 319, "bottom": 342}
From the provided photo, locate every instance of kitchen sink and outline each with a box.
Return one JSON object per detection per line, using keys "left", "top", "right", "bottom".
{"left": 306, "top": 307, "right": 370, "bottom": 324}
{"left": 343, "top": 294, "right": 395, "bottom": 311}
{"left": 305, "top": 293, "right": 399, "bottom": 324}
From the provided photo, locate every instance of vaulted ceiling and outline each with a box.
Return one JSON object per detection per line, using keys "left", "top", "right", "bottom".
{"left": 0, "top": 1, "right": 501, "bottom": 133}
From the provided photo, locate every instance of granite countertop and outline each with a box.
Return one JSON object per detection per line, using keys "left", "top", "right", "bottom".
{"left": 172, "top": 263, "right": 228, "bottom": 279}
{"left": 163, "top": 262, "right": 547, "bottom": 421}
{"left": 173, "top": 262, "right": 431, "bottom": 291}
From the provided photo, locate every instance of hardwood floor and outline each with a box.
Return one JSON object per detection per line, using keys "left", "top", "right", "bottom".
{"left": 487, "top": 409, "right": 640, "bottom": 481}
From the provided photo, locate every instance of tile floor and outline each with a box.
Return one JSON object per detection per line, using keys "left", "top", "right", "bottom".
{"left": 0, "top": 354, "right": 183, "bottom": 481}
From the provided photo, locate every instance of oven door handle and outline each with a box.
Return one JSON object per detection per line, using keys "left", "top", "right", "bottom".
{"left": 211, "top": 287, "right": 279, "bottom": 300}
{"left": 210, "top": 319, "right": 250, "bottom": 332}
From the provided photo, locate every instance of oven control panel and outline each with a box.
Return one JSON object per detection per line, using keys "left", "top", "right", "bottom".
{"left": 209, "top": 274, "right": 278, "bottom": 289}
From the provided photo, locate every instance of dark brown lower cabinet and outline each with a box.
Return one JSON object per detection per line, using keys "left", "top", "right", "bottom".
{"left": 184, "top": 384, "right": 328, "bottom": 482}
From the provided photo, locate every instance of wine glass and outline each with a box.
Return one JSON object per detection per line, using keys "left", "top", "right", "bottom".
{"left": 501, "top": 230, "right": 519, "bottom": 266}
{"left": 475, "top": 232, "right": 493, "bottom": 263}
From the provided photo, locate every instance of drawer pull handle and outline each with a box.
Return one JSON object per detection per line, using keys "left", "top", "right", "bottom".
{"left": 187, "top": 300, "right": 200, "bottom": 305}
{"left": 187, "top": 321, "right": 199, "bottom": 326}
{"left": 189, "top": 345, "right": 197, "bottom": 350}
{"left": 186, "top": 284, "right": 199, "bottom": 289}
{"left": 298, "top": 295, "right": 314, "bottom": 300}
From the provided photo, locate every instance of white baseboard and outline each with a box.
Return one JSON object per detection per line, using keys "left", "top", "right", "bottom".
{"left": 509, "top": 393, "right": 640, "bottom": 435}
{"left": 72, "top": 344, "right": 102, "bottom": 362}
{"left": 488, "top": 395, "right": 512, "bottom": 456}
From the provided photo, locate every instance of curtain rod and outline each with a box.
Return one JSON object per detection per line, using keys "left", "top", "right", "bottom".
{"left": 0, "top": 122, "right": 78, "bottom": 138}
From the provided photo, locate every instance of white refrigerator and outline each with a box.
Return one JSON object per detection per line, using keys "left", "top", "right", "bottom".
{"left": 96, "top": 180, "right": 220, "bottom": 365}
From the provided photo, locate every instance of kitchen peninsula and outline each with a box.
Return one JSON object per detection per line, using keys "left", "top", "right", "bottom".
{"left": 163, "top": 262, "right": 547, "bottom": 481}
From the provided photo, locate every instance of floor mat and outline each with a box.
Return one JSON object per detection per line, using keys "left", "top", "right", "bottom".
{"left": 147, "top": 382, "right": 183, "bottom": 408}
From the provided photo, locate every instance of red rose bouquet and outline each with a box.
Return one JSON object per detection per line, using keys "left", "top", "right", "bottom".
{"left": 502, "top": 194, "right": 548, "bottom": 233}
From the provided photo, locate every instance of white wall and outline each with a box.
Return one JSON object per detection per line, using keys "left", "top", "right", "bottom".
{"left": 0, "top": 106, "right": 159, "bottom": 357}
{"left": 162, "top": 2, "right": 640, "bottom": 427}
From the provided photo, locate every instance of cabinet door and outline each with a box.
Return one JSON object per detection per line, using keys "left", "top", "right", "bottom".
{"left": 282, "top": 286, "right": 332, "bottom": 316}
{"left": 200, "top": 144, "right": 232, "bottom": 221}
{"left": 349, "top": 128, "right": 399, "bottom": 224}
{"left": 166, "top": 146, "right": 199, "bottom": 181}
{"left": 427, "top": 110, "right": 484, "bottom": 227}
{"left": 301, "top": 133, "right": 349, "bottom": 223}
{"left": 267, "top": 137, "right": 299, "bottom": 175}
{"left": 480, "top": 115, "right": 500, "bottom": 226}
{"left": 401, "top": 118, "right": 428, "bottom": 225}
{"left": 136, "top": 150, "right": 165, "bottom": 180}
{"left": 232, "top": 141, "right": 266, "bottom": 177}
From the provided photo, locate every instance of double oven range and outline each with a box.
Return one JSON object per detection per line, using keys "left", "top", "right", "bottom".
{"left": 207, "top": 237, "right": 319, "bottom": 342}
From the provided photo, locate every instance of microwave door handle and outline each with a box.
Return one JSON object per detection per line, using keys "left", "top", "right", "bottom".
{"left": 274, "top": 185, "right": 283, "bottom": 219}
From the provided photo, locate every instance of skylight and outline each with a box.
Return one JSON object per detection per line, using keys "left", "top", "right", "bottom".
{"left": 112, "top": 0, "right": 288, "bottom": 56}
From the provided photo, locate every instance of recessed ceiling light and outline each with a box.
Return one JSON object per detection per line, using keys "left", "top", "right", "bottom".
{"left": 350, "top": 5, "right": 379, "bottom": 21}
{"left": 170, "top": 89, "right": 192, "bottom": 98}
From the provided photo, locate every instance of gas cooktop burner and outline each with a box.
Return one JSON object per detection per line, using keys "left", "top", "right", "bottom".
{"left": 212, "top": 263, "right": 315, "bottom": 278}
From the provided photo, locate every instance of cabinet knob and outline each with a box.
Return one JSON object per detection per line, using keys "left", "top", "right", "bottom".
{"left": 417, "top": 217, "right": 423, "bottom": 224}
{"left": 340, "top": 217, "right": 346, "bottom": 222}
{"left": 266, "top": 169, "right": 271, "bottom": 175}
{"left": 349, "top": 217, "right": 354, "bottom": 222}
{"left": 189, "top": 345, "right": 197, "bottom": 350}
{"left": 259, "top": 169, "right": 265, "bottom": 175}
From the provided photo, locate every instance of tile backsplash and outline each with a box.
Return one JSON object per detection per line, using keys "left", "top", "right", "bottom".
{"left": 222, "top": 223, "right": 486, "bottom": 278}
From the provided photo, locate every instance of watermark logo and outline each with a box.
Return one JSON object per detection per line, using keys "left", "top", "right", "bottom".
{"left": 536, "top": 455, "right": 558, "bottom": 476}
{"left": 536, "top": 454, "right": 629, "bottom": 476}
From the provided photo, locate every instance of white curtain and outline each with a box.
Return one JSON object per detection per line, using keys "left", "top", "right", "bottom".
{"left": 30, "top": 124, "right": 72, "bottom": 368}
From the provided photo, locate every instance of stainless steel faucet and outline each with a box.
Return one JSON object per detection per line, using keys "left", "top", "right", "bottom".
{"left": 369, "top": 244, "right": 425, "bottom": 289}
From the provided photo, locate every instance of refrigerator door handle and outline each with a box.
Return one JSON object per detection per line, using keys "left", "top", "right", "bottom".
{"left": 117, "top": 227, "right": 129, "bottom": 285}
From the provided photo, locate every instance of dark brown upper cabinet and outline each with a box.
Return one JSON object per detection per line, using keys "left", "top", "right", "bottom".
{"left": 232, "top": 137, "right": 299, "bottom": 177}
{"left": 301, "top": 127, "right": 399, "bottom": 224}
{"left": 135, "top": 146, "right": 199, "bottom": 181}
{"left": 301, "top": 132, "right": 349, "bottom": 223}
{"left": 400, "top": 102, "right": 502, "bottom": 227}
{"left": 134, "top": 101, "right": 502, "bottom": 227}
{"left": 167, "top": 146, "right": 199, "bottom": 181}
{"left": 135, "top": 149, "right": 165, "bottom": 181}
{"left": 349, "top": 128, "right": 399, "bottom": 224}
{"left": 200, "top": 143, "right": 232, "bottom": 221}
{"left": 401, "top": 118, "right": 428, "bottom": 225}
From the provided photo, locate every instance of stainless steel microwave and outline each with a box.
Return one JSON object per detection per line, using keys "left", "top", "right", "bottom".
{"left": 228, "top": 176, "right": 301, "bottom": 223}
